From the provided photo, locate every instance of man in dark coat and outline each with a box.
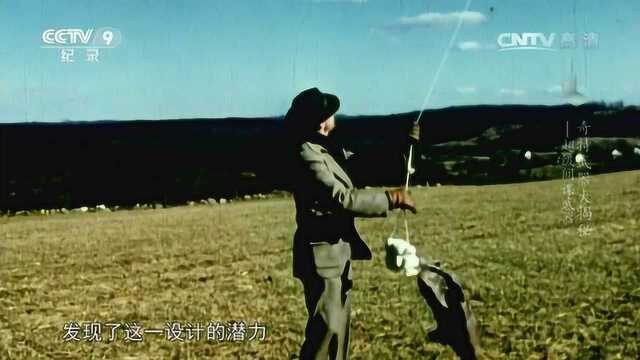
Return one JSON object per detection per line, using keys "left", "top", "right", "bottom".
{"left": 284, "top": 87, "right": 418, "bottom": 359}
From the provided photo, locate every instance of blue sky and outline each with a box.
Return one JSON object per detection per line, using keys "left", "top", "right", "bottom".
{"left": 0, "top": 0, "right": 638, "bottom": 122}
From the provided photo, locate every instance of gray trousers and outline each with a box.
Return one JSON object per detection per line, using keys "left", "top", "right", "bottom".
{"left": 299, "top": 239, "right": 353, "bottom": 360}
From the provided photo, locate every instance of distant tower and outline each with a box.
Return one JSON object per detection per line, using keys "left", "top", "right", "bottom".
{"left": 559, "top": 0, "right": 590, "bottom": 106}
{"left": 561, "top": 59, "right": 589, "bottom": 106}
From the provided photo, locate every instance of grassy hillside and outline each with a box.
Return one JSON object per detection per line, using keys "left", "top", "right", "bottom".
{"left": 1, "top": 171, "right": 638, "bottom": 359}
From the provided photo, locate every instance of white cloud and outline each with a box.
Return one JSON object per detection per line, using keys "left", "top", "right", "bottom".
{"left": 499, "top": 88, "right": 526, "bottom": 97}
{"left": 397, "top": 11, "right": 487, "bottom": 28}
{"left": 546, "top": 85, "right": 562, "bottom": 94}
{"left": 457, "top": 86, "right": 477, "bottom": 94}
{"left": 456, "top": 41, "right": 496, "bottom": 51}
{"left": 457, "top": 41, "right": 481, "bottom": 51}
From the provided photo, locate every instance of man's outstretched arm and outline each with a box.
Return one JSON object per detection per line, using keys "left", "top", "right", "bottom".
{"left": 299, "top": 143, "right": 389, "bottom": 217}
{"left": 299, "top": 143, "right": 416, "bottom": 216}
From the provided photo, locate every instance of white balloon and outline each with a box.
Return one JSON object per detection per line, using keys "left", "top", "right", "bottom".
{"left": 612, "top": 149, "right": 622, "bottom": 158}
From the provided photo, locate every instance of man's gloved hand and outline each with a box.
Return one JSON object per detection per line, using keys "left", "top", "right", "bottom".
{"left": 409, "top": 120, "right": 420, "bottom": 143}
{"left": 385, "top": 189, "right": 417, "bottom": 214}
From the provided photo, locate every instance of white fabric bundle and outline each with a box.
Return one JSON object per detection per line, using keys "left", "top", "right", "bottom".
{"left": 385, "top": 237, "right": 422, "bottom": 277}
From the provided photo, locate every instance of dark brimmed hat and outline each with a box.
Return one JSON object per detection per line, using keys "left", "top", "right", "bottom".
{"left": 283, "top": 87, "right": 340, "bottom": 136}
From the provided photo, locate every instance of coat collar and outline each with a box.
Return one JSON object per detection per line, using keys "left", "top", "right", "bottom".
{"left": 304, "top": 141, "right": 353, "bottom": 187}
{"left": 306, "top": 141, "right": 328, "bottom": 154}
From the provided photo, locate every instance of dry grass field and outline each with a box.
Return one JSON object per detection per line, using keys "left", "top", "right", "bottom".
{"left": 1, "top": 171, "right": 639, "bottom": 359}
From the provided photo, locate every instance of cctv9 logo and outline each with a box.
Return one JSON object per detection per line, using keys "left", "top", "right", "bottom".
{"left": 93, "top": 27, "right": 122, "bottom": 47}
{"left": 41, "top": 27, "right": 122, "bottom": 48}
